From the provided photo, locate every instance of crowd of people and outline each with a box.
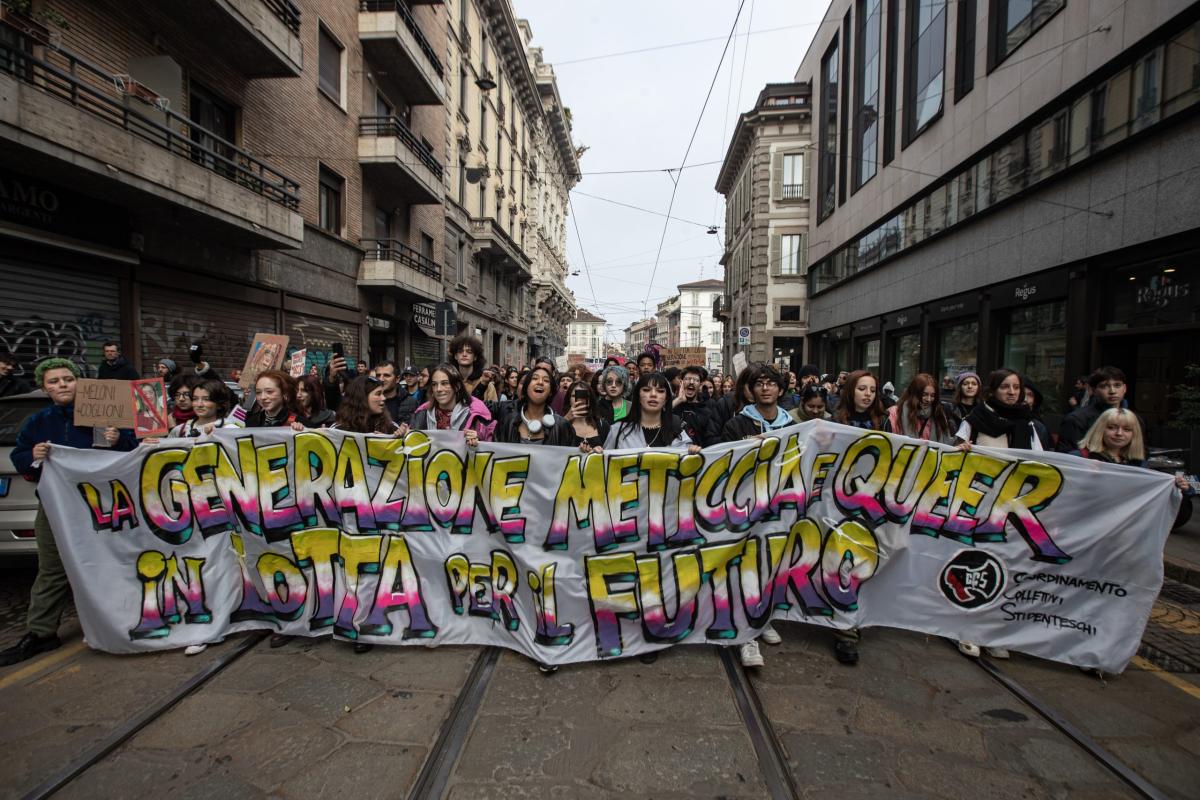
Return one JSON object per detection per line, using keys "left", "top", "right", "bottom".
{"left": 0, "top": 336, "right": 1193, "bottom": 673}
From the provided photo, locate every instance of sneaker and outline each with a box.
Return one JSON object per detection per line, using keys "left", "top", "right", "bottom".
{"left": 269, "top": 634, "right": 293, "bottom": 649}
{"left": 739, "top": 640, "right": 764, "bottom": 668}
{"left": 353, "top": 642, "right": 373, "bottom": 654}
{"left": 957, "top": 640, "right": 982, "bottom": 658}
{"left": 833, "top": 640, "right": 859, "bottom": 665}
{"left": 184, "top": 643, "right": 208, "bottom": 656}
{"left": 985, "top": 647, "right": 1010, "bottom": 659}
{"left": 759, "top": 625, "right": 782, "bottom": 646}
{"left": 537, "top": 662, "right": 558, "bottom": 675}
{"left": 0, "top": 632, "right": 62, "bottom": 667}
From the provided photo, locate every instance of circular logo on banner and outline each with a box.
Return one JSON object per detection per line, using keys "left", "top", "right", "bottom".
{"left": 939, "top": 550, "right": 1006, "bottom": 610}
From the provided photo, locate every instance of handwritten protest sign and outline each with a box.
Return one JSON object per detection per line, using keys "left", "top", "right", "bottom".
{"left": 73, "top": 380, "right": 136, "bottom": 428}
{"left": 289, "top": 349, "right": 308, "bottom": 379}
{"left": 731, "top": 352, "right": 748, "bottom": 376}
{"left": 40, "top": 422, "right": 1178, "bottom": 672}
{"left": 659, "top": 347, "right": 706, "bottom": 368}
{"left": 239, "top": 333, "right": 289, "bottom": 389}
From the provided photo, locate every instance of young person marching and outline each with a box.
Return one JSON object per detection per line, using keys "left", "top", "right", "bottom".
{"left": 449, "top": 334, "right": 498, "bottom": 403}
{"left": 169, "top": 379, "right": 241, "bottom": 438}
{"left": 884, "top": 373, "right": 955, "bottom": 444}
{"left": 1, "top": 359, "right": 136, "bottom": 665}
{"left": 494, "top": 365, "right": 575, "bottom": 448}
{"left": 790, "top": 384, "right": 831, "bottom": 422}
{"left": 953, "top": 368, "right": 1041, "bottom": 658}
{"left": 409, "top": 363, "right": 496, "bottom": 445}
{"left": 673, "top": 364, "right": 716, "bottom": 446}
{"left": 1074, "top": 408, "right": 1194, "bottom": 501}
{"left": 828, "top": 369, "right": 887, "bottom": 666}
{"left": 718, "top": 363, "right": 792, "bottom": 668}
{"left": 563, "top": 378, "right": 610, "bottom": 451}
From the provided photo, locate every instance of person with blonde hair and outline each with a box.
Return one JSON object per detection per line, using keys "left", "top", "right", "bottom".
{"left": 1076, "top": 407, "right": 1147, "bottom": 466}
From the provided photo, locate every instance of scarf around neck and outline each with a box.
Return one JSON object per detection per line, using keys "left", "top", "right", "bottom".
{"left": 966, "top": 400, "right": 1033, "bottom": 449}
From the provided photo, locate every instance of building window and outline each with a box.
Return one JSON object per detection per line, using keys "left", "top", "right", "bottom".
{"left": 480, "top": 97, "right": 487, "bottom": 143}
{"left": 458, "top": 152, "right": 467, "bottom": 204}
{"left": 883, "top": 0, "right": 899, "bottom": 165}
{"left": 1001, "top": 300, "right": 1066, "bottom": 414}
{"left": 782, "top": 153, "right": 804, "bottom": 199}
{"left": 420, "top": 233, "right": 435, "bottom": 264}
{"left": 780, "top": 234, "right": 803, "bottom": 275}
{"left": 456, "top": 236, "right": 467, "bottom": 285}
{"left": 936, "top": 319, "right": 978, "bottom": 392}
{"left": 318, "top": 165, "right": 343, "bottom": 234}
{"left": 989, "top": 0, "right": 1064, "bottom": 70}
{"left": 854, "top": 0, "right": 882, "bottom": 190}
{"left": 459, "top": 65, "right": 468, "bottom": 113}
{"left": 317, "top": 24, "right": 343, "bottom": 105}
{"left": 780, "top": 305, "right": 802, "bottom": 322}
{"left": 904, "top": 0, "right": 947, "bottom": 144}
{"left": 818, "top": 36, "right": 839, "bottom": 221}
{"left": 955, "top": 0, "right": 977, "bottom": 101}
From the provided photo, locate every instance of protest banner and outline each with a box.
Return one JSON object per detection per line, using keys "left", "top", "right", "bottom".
{"left": 73, "top": 379, "right": 137, "bottom": 429}
{"left": 239, "top": 333, "right": 289, "bottom": 389}
{"left": 130, "top": 378, "right": 169, "bottom": 438}
{"left": 39, "top": 421, "right": 1178, "bottom": 672}
{"left": 289, "top": 349, "right": 308, "bottom": 379}
{"left": 659, "top": 347, "right": 706, "bottom": 368}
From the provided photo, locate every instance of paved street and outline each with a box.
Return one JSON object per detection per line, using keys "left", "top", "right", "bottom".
{"left": 3, "top": 548, "right": 1198, "bottom": 800}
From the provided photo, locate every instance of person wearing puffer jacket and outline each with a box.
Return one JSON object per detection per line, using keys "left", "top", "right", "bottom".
{"left": 409, "top": 362, "right": 496, "bottom": 443}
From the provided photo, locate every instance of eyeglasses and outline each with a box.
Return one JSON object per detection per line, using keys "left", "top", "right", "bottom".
{"left": 753, "top": 380, "right": 780, "bottom": 389}
{"left": 174, "top": 391, "right": 192, "bottom": 399}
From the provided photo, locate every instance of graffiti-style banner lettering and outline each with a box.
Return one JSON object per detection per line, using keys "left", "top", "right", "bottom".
{"left": 39, "top": 422, "right": 1177, "bottom": 672}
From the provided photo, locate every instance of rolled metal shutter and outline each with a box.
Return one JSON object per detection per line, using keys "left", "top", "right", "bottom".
{"left": 0, "top": 261, "right": 122, "bottom": 379}
{"left": 140, "top": 285, "right": 276, "bottom": 378}
{"left": 410, "top": 324, "right": 441, "bottom": 366}
{"left": 285, "top": 312, "right": 360, "bottom": 372}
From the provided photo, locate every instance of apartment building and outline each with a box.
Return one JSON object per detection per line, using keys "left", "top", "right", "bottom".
{"left": 0, "top": 0, "right": 576, "bottom": 379}
{"left": 655, "top": 295, "right": 681, "bottom": 349}
{"left": 567, "top": 307, "right": 605, "bottom": 361}
{"left": 525, "top": 36, "right": 579, "bottom": 361}
{"left": 677, "top": 278, "right": 724, "bottom": 372}
{"left": 0, "top": 0, "right": 448, "bottom": 377}
{"left": 714, "top": 82, "right": 813, "bottom": 371}
{"left": 797, "top": 0, "right": 1200, "bottom": 437}
{"left": 624, "top": 317, "right": 656, "bottom": 359}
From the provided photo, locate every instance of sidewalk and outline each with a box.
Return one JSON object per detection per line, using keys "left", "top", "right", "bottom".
{"left": 1164, "top": 499, "right": 1200, "bottom": 587}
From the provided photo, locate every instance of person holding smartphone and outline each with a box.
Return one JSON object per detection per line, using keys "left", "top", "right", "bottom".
{"left": 564, "top": 379, "right": 610, "bottom": 451}
{"left": 187, "top": 342, "right": 222, "bottom": 381}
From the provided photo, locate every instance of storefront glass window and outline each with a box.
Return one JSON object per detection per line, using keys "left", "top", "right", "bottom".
{"left": 833, "top": 340, "right": 851, "bottom": 374}
{"left": 890, "top": 332, "right": 921, "bottom": 389}
{"left": 1002, "top": 301, "right": 1067, "bottom": 414}
{"left": 859, "top": 339, "right": 881, "bottom": 374}
{"left": 936, "top": 320, "right": 978, "bottom": 395}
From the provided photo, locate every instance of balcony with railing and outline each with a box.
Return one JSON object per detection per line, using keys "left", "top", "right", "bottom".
{"left": 0, "top": 36, "right": 302, "bottom": 248}
{"left": 358, "top": 116, "right": 444, "bottom": 205}
{"left": 129, "top": 0, "right": 302, "bottom": 77}
{"left": 359, "top": 238, "right": 444, "bottom": 302}
{"left": 359, "top": 0, "right": 444, "bottom": 106}
{"left": 470, "top": 217, "right": 531, "bottom": 282}
{"left": 781, "top": 183, "right": 805, "bottom": 201}
{"left": 713, "top": 294, "right": 731, "bottom": 320}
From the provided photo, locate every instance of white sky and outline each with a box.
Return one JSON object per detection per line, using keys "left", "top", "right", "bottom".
{"left": 514, "top": 0, "right": 827, "bottom": 343}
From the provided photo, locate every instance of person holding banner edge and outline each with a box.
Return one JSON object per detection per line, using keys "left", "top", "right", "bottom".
{"left": 1, "top": 358, "right": 136, "bottom": 666}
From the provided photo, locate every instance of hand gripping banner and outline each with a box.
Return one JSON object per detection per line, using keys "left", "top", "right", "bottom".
{"left": 38, "top": 421, "right": 1178, "bottom": 672}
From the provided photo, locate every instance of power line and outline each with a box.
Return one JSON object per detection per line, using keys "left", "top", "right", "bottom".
{"left": 567, "top": 194, "right": 600, "bottom": 314}
{"left": 554, "top": 20, "right": 821, "bottom": 67}
{"left": 643, "top": 0, "right": 748, "bottom": 316}
{"left": 573, "top": 190, "right": 717, "bottom": 229}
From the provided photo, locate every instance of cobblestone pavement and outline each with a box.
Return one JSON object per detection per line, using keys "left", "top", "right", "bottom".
{"left": 2, "top": 560, "right": 1198, "bottom": 799}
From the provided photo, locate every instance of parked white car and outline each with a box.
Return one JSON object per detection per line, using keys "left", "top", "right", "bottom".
{"left": 0, "top": 391, "right": 50, "bottom": 558}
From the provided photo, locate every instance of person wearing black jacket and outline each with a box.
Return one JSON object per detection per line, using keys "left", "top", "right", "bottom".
{"left": 1056, "top": 366, "right": 1143, "bottom": 453}
{"left": 0, "top": 353, "right": 32, "bottom": 397}
{"left": 494, "top": 365, "right": 575, "bottom": 447}
{"left": 97, "top": 342, "right": 139, "bottom": 380}
{"left": 394, "top": 367, "right": 423, "bottom": 424}
{"left": 672, "top": 365, "right": 715, "bottom": 446}
{"left": 707, "top": 367, "right": 755, "bottom": 442}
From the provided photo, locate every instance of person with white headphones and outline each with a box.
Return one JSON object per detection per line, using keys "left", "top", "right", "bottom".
{"left": 494, "top": 364, "right": 576, "bottom": 448}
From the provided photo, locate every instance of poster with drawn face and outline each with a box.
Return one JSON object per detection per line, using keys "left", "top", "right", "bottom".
{"left": 130, "top": 378, "right": 169, "bottom": 438}
{"left": 239, "top": 333, "right": 290, "bottom": 390}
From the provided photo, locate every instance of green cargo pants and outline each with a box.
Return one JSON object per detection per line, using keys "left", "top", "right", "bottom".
{"left": 25, "top": 505, "right": 70, "bottom": 637}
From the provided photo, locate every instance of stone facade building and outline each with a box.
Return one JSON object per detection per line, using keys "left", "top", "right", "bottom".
{"left": 624, "top": 317, "right": 656, "bottom": 358}
{"left": 0, "top": 0, "right": 575, "bottom": 380}
{"left": 796, "top": 0, "right": 1200, "bottom": 438}
{"left": 714, "top": 82, "right": 812, "bottom": 371}
{"left": 567, "top": 307, "right": 605, "bottom": 361}
{"left": 677, "top": 278, "right": 725, "bottom": 372}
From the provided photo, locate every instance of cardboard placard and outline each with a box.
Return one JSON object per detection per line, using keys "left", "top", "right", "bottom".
{"left": 74, "top": 379, "right": 137, "bottom": 429}
{"left": 289, "top": 349, "right": 308, "bottom": 379}
{"left": 73, "top": 378, "right": 169, "bottom": 437}
{"left": 130, "top": 378, "right": 169, "bottom": 438}
{"left": 239, "top": 333, "right": 289, "bottom": 389}
{"left": 658, "top": 347, "right": 706, "bottom": 368}
{"left": 731, "top": 352, "right": 748, "bottom": 376}
{"left": 554, "top": 355, "right": 568, "bottom": 372}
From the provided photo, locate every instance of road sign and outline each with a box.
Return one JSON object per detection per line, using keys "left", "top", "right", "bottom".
{"left": 737, "top": 326, "right": 751, "bottom": 345}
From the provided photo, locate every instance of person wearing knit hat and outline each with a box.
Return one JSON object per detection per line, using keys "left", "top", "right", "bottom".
{"left": 1, "top": 358, "right": 137, "bottom": 666}
{"left": 797, "top": 364, "right": 821, "bottom": 388}
{"left": 156, "top": 357, "right": 177, "bottom": 381}
{"left": 946, "top": 370, "right": 982, "bottom": 432}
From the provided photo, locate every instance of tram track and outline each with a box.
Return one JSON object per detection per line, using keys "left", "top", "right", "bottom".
{"left": 718, "top": 646, "right": 803, "bottom": 800}
{"left": 19, "top": 631, "right": 268, "bottom": 800}
{"left": 968, "top": 651, "right": 1173, "bottom": 800}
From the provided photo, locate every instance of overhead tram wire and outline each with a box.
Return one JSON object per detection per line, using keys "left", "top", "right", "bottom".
{"left": 553, "top": 20, "right": 821, "bottom": 67}
{"left": 567, "top": 194, "right": 601, "bottom": 314}
{"left": 642, "top": 0, "right": 749, "bottom": 317}
{"left": 711, "top": 7, "right": 741, "bottom": 229}
{"left": 573, "top": 190, "right": 716, "bottom": 229}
